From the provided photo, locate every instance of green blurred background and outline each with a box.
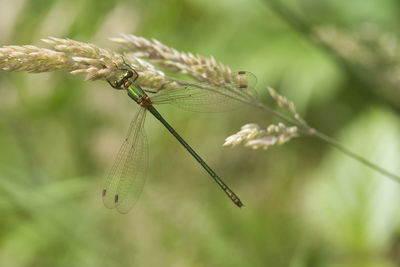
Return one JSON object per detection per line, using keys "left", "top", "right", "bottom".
{"left": 1, "top": 0, "right": 400, "bottom": 266}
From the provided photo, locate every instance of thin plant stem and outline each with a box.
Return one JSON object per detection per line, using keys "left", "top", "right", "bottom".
{"left": 250, "top": 99, "right": 400, "bottom": 182}
{"left": 311, "top": 130, "right": 400, "bottom": 183}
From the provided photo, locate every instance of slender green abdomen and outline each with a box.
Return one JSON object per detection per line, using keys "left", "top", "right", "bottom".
{"left": 147, "top": 105, "right": 243, "bottom": 207}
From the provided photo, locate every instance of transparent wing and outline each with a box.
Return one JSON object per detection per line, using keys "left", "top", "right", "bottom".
{"left": 102, "top": 107, "right": 148, "bottom": 214}
{"left": 150, "top": 85, "right": 237, "bottom": 112}
{"left": 150, "top": 71, "right": 258, "bottom": 112}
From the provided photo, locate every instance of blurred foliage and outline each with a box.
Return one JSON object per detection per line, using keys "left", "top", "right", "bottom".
{"left": 0, "top": 0, "right": 400, "bottom": 266}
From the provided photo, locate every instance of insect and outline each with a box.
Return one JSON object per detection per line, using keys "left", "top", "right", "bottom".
{"left": 102, "top": 60, "right": 256, "bottom": 213}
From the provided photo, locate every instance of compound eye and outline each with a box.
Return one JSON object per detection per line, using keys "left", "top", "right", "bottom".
{"left": 126, "top": 70, "right": 134, "bottom": 79}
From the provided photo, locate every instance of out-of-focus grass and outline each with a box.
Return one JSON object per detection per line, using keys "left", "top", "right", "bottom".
{"left": 1, "top": 0, "right": 400, "bottom": 266}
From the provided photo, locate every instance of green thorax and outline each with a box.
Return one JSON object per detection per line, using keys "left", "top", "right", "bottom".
{"left": 126, "top": 83, "right": 146, "bottom": 103}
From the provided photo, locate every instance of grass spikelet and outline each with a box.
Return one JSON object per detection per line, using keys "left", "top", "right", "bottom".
{"left": 0, "top": 45, "right": 81, "bottom": 73}
{"left": 267, "top": 87, "right": 307, "bottom": 126}
{"left": 0, "top": 37, "right": 177, "bottom": 90}
{"left": 223, "top": 123, "right": 298, "bottom": 150}
{"left": 111, "top": 34, "right": 237, "bottom": 86}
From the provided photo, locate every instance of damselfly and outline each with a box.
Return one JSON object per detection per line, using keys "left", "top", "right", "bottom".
{"left": 102, "top": 61, "right": 257, "bottom": 213}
